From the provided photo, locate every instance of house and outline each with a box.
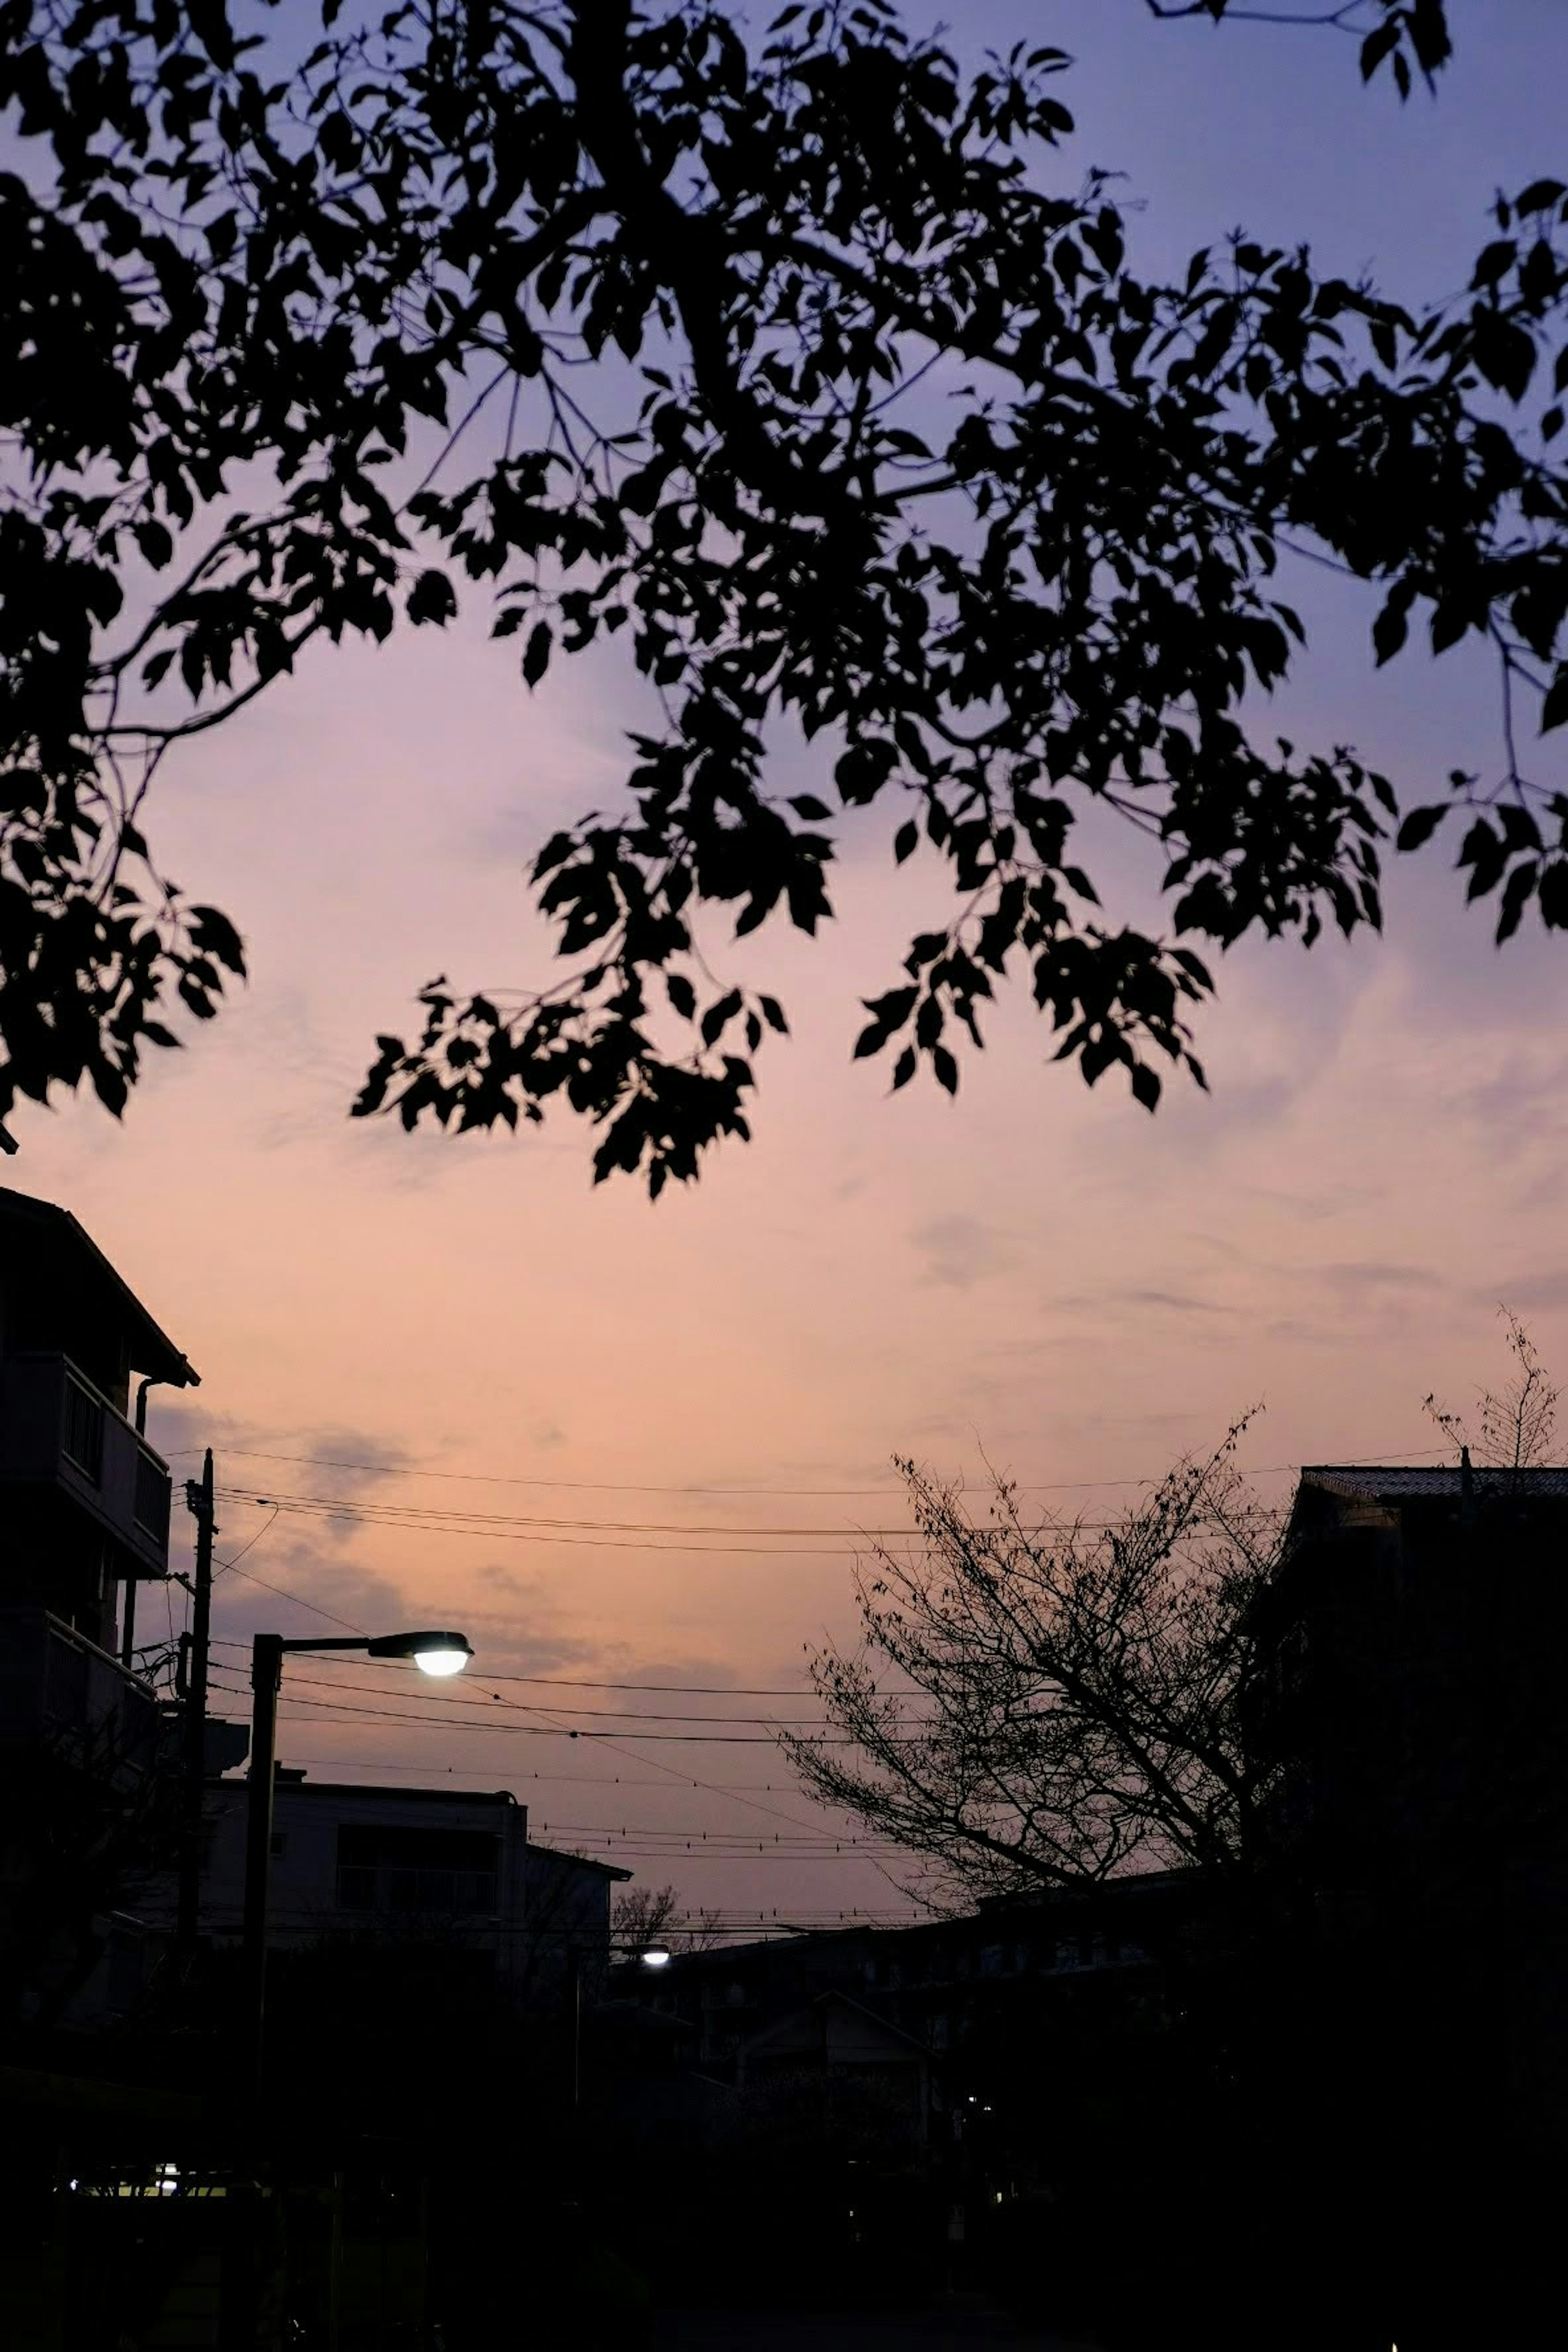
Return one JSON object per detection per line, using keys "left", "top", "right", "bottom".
{"left": 1244, "top": 1460, "right": 1568, "bottom": 2341}
{"left": 0, "top": 1187, "right": 200, "bottom": 2031}
{"left": 739, "top": 1987, "right": 933, "bottom": 2140}
{"left": 0, "top": 1183, "right": 198, "bottom": 1664}
{"left": 192, "top": 1772, "right": 532, "bottom": 1979}
{"left": 150, "top": 1770, "right": 630, "bottom": 2011}
{"left": 519, "top": 1837, "right": 633, "bottom": 2000}
{"left": 1252, "top": 1461, "right": 1568, "bottom": 1880}
{"left": 641, "top": 1870, "right": 1199, "bottom": 2091}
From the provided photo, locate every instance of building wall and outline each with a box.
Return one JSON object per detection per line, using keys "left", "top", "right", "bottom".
{"left": 194, "top": 1779, "right": 534, "bottom": 1989}
{"left": 519, "top": 1840, "right": 630, "bottom": 2000}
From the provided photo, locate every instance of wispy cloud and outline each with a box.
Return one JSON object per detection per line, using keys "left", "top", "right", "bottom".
{"left": 909, "top": 1214, "right": 1023, "bottom": 1289}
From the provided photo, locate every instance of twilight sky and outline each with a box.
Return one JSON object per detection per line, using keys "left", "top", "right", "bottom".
{"left": 14, "top": 0, "right": 1568, "bottom": 1931}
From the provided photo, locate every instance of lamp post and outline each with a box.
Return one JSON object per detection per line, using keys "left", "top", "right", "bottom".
{"left": 242, "top": 1628, "right": 474, "bottom": 2103}
{"left": 568, "top": 1939, "right": 673, "bottom": 2112}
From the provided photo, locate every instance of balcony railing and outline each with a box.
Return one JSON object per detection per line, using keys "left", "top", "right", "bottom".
{"left": 134, "top": 1444, "right": 172, "bottom": 1544}
{"left": 62, "top": 1367, "right": 105, "bottom": 1481}
{"left": 0, "top": 1606, "right": 162, "bottom": 1775}
{"left": 0, "top": 1352, "right": 174, "bottom": 1576}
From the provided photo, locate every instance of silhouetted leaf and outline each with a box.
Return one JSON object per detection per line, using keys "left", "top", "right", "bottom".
{"left": 523, "top": 622, "right": 553, "bottom": 687}
{"left": 1396, "top": 805, "right": 1450, "bottom": 853}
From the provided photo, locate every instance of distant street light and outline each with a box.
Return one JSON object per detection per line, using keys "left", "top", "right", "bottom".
{"left": 566, "top": 1938, "right": 677, "bottom": 2109}
{"left": 242, "top": 1628, "right": 474, "bottom": 2100}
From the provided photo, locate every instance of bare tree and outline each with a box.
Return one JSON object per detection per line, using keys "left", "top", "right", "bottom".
{"left": 612, "top": 1882, "right": 724, "bottom": 1954}
{"left": 780, "top": 1421, "right": 1282, "bottom": 1907}
{"left": 1423, "top": 1307, "right": 1560, "bottom": 1471}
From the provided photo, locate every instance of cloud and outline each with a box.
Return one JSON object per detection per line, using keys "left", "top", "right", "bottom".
{"left": 1120, "top": 1286, "right": 1236, "bottom": 1317}
{"left": 1312, "top": 1261, "right": 1445, "bottom": 1294}
{"left": 143, "top": 1403, "right": 416, "bottom": 1497}
{"left": 1475, "top": 1268, "right": 1568, "bottom": 1314}
{"left": 909, "top": 1214, "right": 1023, "bottom": 1289}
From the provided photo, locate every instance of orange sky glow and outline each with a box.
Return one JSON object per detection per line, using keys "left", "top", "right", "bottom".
{"left": 12, "top": 0, "right": 1568, "bottom": 1931}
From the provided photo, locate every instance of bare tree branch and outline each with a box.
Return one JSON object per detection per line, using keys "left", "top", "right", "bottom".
{"left": 781, "top": 1417, "right": 1283, "bottom": 1907}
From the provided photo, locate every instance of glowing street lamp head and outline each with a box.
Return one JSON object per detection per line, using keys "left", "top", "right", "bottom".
{"left": 639, "top": 1945, "right": 673, "bottom": 1969}
{"left": 414, "top": 1641, "right": 471, "bottom": 1678}
{"left": 365, "top": 1629, "right": 474, "bottom": 1676}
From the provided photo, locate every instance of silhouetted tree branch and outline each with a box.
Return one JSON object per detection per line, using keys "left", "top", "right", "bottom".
{"left": 8, "top": 0, "right": 1564, "bottom": 1196}
{"left": 780, "top": 1419, "right": 1282, "bottom": 1904}
{"left": 612, "top": 1880, "right": 724, "bottom": 1953}
{"left": 1146, "top": 0, "right": 1452, "bottom": 102}
{"left": 1424, "top": 1306, "right": 1561, "bottom": 1470}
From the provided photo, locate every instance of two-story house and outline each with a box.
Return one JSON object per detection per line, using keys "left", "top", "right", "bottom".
{"left": 159, "top": 1766, "right": 630, "bottom": 2009}
{"left": 0, "top": 1183, "right": 197, "bottom": 1668}
{"left": 0, "top": 1187, "right": 201, "bottom": 2030}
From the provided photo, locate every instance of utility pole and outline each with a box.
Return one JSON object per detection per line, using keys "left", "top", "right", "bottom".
{"left": 176, "top": 1449, "right": 216, "bottom": 1959}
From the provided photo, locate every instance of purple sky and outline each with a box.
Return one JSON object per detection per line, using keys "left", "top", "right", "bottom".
{"left": 13, "top": 0, "right": 1568, "bottom": 1932}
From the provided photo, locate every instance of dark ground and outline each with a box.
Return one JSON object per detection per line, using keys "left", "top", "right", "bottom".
{"left": 652, "top": 2305, "right": 1103, "bottom": 2351}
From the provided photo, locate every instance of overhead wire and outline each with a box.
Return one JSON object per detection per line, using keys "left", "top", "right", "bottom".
{"left": 210, "top": 1481, "right": 1285, "bottom": 1556}
{"left": 174, "top": 1439, "right": 1460, "bottom": 1496}
{"left": 211, "top": 1504, "right": 281, "bottom": 1581}
{"left": 209, "top": 1660, "right": 849, "bottom": 1727}
{"left": 205, "top": 1639, "right": 889, "bottom": 1699}
{"left": 254, "top": 1758, "right": 840, "bottom": 1794}
{"left": 194, "top": 1908, "right": 926, "bottom": 1934}
{"left": 204, "top": 1677, "right": 891, "bottom": 1744}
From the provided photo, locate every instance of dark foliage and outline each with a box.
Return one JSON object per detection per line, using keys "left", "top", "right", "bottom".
{"left": 6, "top": 0, "right": 1566, "bottom": 1191}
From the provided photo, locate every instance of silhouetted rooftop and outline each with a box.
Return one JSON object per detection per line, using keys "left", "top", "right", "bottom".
{"left": 528, "top": 1840, "right": 633, "bottom": 1880}
{"left": 1300, "top": 1463, "right": 1568, "bottom": 1499}
{"left": 0, "top": 1185, "right": 199, "bottom": 1387}
{"left": 253, "top": 1777, "right": 520, "bottom": 1806}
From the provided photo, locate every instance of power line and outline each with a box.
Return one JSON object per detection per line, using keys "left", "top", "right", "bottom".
{"left": 180, "top": 1445, "right": 913, "bottom": 1497}
{"left": 239, "top": 1760, "right": 814, "bottom": 1791}
{"left": 531, "top": 1825, "right": 900, "bottom": 1847}
{"left": 211, "top": 1498, "right": 872, "bottom": 1558}
{"left": 221, "top": 1486, "right": 940, "bottom": 1535}
{"left": 213, "top": 1662, "right": 842, "bottom": 1726}
{"left": 205, "top": 1680, "right": 886, "bottom": 1744}
{"left": 176, "top": 1439, "right": 1460, "bottom": 1496}
{"left": 208, "top": 1561, "right": 366, "bottom": 1632}
{"left": 205, "top": 1636, "right": 866, "bottom": 1700}
{"left": 212, "top": 1505, "right": 281, "bottom": 1582}
{"left": 209, "top": 1483, "right": 1282, "bottom": 1558}
{"left": 191, "top": 1910, "right": 926, "bottom": 1935}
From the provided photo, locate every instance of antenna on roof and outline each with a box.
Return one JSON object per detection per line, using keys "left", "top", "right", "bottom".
{"left": 1459, "top": 1444, "right": 1475, "bottom": 1525}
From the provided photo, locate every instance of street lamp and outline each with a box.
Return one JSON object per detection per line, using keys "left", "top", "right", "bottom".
{"left": 242, "top": 1628, "right": 474, "bottom": 2100}
{"left": 567, "top": 1940, "right": 675, "bottom": 2109}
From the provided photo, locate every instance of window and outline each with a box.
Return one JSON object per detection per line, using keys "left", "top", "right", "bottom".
{"left": 334, "top": 1823, "right": 499, "bottom": 1914}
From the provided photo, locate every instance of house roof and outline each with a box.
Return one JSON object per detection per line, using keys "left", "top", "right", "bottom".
{"left": 527, "top": 1840, "right": 633, "bottom": 1881}
{"left": 1298, "top": 1463, "right": 1568, "bottom": 1501}
{"left": 264, "top": 1780, "right": 520, "bottom": 1807}
{"left": 743, "top": 1988, "right": 934, "bottom": 2062}
{"left": 0, "top": 1185, "right": 199, "bottom": 1387}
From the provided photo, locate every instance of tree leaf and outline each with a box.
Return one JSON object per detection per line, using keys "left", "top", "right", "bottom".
{"left": 1396, "top": 805, "right": 1450, "bottom": 853}
{"left": 523, "top": 621, "right": 553, "bottom": 687}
